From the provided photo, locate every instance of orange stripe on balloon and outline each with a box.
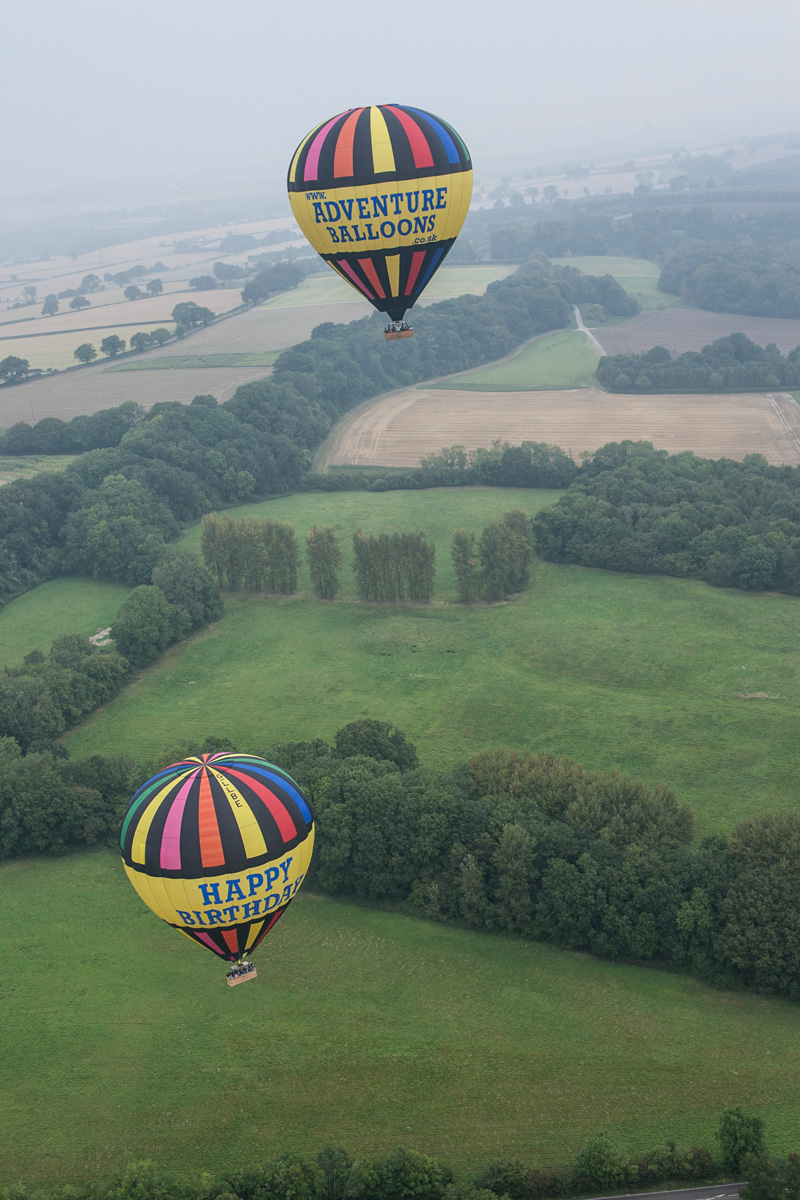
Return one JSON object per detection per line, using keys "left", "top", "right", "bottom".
{"left": 334, "top": 107, "right": 364, "bottom": 178}
{"left": 221, "top": 928, "right": 239, "bottom": 954}
{"left": 385, "top": 106, "right": 434, "bottom": 169}
{"left": 404, "top": 250, "right": 427, "bottom": 295}
{"left": 358, "top": 258, "right": 385, "bottom": 298}
{"left": 197, "top": 768, "right": 225, "bottom": 868}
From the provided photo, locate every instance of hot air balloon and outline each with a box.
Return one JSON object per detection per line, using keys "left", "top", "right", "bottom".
{"left": 120, "top": 752, "right": 314, "bottom": 985}
{"left": 288, "top": 105, "right": 472, "bottom": 339}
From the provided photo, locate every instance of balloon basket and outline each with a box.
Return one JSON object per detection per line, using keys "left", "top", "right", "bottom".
{"left": 385, "top": 330, "right": 414, "bottom": 341}
{"left": 227, "top": 966, "right": 258, "bottom": 987}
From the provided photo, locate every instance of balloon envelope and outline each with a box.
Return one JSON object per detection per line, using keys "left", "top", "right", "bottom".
{"left": 288, "top": 104, "right": 472, "bottom": 322}
{"left": 120, "top": 753, "right": 314, "bottom": 962}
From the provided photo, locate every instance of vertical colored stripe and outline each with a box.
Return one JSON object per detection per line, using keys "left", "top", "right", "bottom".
{"left": 369, "top": 106, "right": 396, "bottom": 173}
{"left": 385, "top": 254, "right": 400, "bottom": 297}
{"left": 223, "top": 769, "right": 299, "bottom": 840}
{"left": 245, "top": 919, "right": 265, "bottom": 950}
{"left": 415, "top": 245, "right": 445, "bottom": 293}
{"left": 404, "top": 250, "right": 427, "bottom": 295}
{"left": 208, "top": 768, "right": 268, "bottom": 860}
{"left": 404, "top": 107, "right": 462, "bottom": 164}
{"left": 159, "top": 768, "right": 201, "bottom": 869}
{"left": 385, "top": 106, "right": 434, "bottom": 169}
{"left": 221, "top": 929, "right": 239, "bottom": 955}
{"left": 336, "top": 259, "right": 375, "bottom": 300}
{"left": 333, "top": 107, "right": 364, "bottom": 178}
{"left": 304, "top": 111, "right": 348, "bottom": 182}
{"left": 191, "top": 930, "right": 223, "bottom": 954}
{"left": 131, "top": 771, "right": 195, "bottom": 864}
{"left": 358, "top": 257, "right": 385, "bottom": 298}
{"left": 197, "top": 768, "right": 226, "bottom": 868}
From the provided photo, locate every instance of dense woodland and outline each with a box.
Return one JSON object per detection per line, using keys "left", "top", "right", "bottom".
{"left": 532, "top": 440, "right": 800, "bottom": 593}
{"left": 596, "top": 333, "right": 800, "bottom": 392}
{"left": 658, "top": 240, "right": 800, "bottom": 318}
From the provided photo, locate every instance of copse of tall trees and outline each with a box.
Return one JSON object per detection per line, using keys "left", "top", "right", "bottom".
{"left": 306, "top": 525, "right": 342, "bottom": 599}
{"left": 352, "top": 531, "right": 436, "bottom": 602}
{"left": 201, "top": 513, "right": 299, "bottom": 593}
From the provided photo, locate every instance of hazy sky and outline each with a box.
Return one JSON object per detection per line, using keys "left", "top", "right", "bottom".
{"left": 6, "top": 0, "right": 799, "bottom": 207}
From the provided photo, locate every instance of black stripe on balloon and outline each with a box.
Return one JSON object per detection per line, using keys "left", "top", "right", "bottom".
{"left": 178, "top": 777, "right": 204, "bottom": 876}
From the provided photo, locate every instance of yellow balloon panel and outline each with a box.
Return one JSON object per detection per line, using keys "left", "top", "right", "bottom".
{"left": 289, "top": 170, "right": 473, "bottom": 258}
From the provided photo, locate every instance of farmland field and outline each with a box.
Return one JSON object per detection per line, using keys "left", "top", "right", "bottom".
{"left": 0, "top": 325, "right": 179, "bottom": 372}
{"left": 63, "top": 488, "right": 800, "bottom": 836}
{"left": 596, "top": 308, "right": 800, "bottom": 356}
{"left": 550, "top": 255, "right": 685, "bottom": 313}
{"left": 433, "top": 329, "right": 600, "bottom": 391}
{"left": 3, "top": 851, "right": 800, "bottom": 1189}
{"left": 106, "top": 351, "right": 279, "bottom": 371}
{"left": 318, "top": 386, "right": 800, "bottom": 469}
{"left": 0, "top": 577, "right": 131, "bottom": 665}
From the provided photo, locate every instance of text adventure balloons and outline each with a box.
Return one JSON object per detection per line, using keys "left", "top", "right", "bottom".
{"left": 288, "top": 104, "right": 472, "bottom": 324}
{"left": 120, "top": 753, "right": 314, "bottom": 964}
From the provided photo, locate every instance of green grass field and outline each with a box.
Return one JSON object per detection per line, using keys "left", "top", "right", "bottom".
{"left": 433, "top": 330, "right": 600, "bottom": 391}
{"left": 63, "top": 489, "right": 800, "bottom": 835}
{"left": 0, "top": 454, "right": 77, "bottom": 484}
{"left": 3, "top": 850, "right": 800, "bottom": 1189}
{"left": 551, "top": 256, "right": 686, "bottom": 314}
{"left": 106, "top": 351, "right": 279, "bottom": 371}
{"left": 0, "top": 577, "right": 131, "bottom": 665}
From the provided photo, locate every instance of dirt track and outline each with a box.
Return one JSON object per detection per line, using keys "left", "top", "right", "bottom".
{"left": 316, "top": 387, "right": 800, "bottom": 469}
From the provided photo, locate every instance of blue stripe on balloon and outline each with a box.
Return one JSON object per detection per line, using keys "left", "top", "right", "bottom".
{"left": 234, "top": 764, "right": 313, "bottom": 825}
{"left": 415, "top": 246, "right": 445, "bottom": 293}
{"left": 404, "top": 107, "right": 460, "bottom": 164}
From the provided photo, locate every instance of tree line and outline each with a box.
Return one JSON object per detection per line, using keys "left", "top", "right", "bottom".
{"left": 201, "top": 513, "right": 300, "bottom": 593}
{"left": 0, "top": 1108, "right": 776, "bottom": 1200}
{"left": 5, "top": 715, "right": 800, "bottom": 1000}
{"left": 596, "top": 333, "right": 800, "bottom": 392}
{"left": 532, "top": 440, "right": 800, "bottom": 594}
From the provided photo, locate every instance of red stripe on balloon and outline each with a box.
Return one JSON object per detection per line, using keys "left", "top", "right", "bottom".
{"left": 384, "top": 106, "right": 434, "bottom": 169}
{"left": 223, "top": 769, "right": 298, "bottom": 840}
{"left": 197, "top": 768, "right": 225, "bottom": 868}
{"left": 334, "top": 107, "right": 364, "bottom": 178}
{"left": 336, "top": 259, "right": 375, "bottom": 299}
{"left": 404, "top": 250, "right": 427, "bottom": 295}
{"left": 358, "top": 257, "right": 385, "bottom": 298}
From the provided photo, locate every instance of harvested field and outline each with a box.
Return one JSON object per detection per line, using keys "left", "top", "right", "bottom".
{"left": 318, "top": 387, "right": 800, "bottom": 469}
{"left": 596, "top": 308, "right": 800, "bottom": 356}
{"left": 0, "top": 301, "right": 369, "bottom": 424}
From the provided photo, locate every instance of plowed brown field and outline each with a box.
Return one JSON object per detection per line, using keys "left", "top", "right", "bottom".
{"left": 317, "top": 387, "right": 800, "bottom": 469}
{"left": 596, "top": 309, "right": 800, "bottom": 355}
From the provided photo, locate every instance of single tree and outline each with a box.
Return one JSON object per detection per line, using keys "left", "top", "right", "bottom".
{"left": 41, "top": 294, "right": 58, "bottom": 316}
{"left": 111, "top": 586, "right": 174, "bottom": 667}
{"left": 73, "top": 343, "right": 97, "bottom": 364}
{"left": 306, "top": 525, "right": 342, "bottom": 599}
{"left": 100, "top": 334, "right": 126, "bottom": 357}
{"left": 129, "top": 332, "right": 151, "bottom": 353}
{"left": 150, "top": 327, "right": 171, "bottom": 345}
{"left": 189, "top": 275, "right": 218, "bottom": 290}
{"left": 172, "top": 301, "right": 214, "bottom": 329}
{"left": 80, "top": 274, "right": 102, "bottom": 292}
{"left": 0, "top": 355, "right": 30, "bottom": 383}
{"left": 69, "top": 295, "right": 90, "bottom": 310}
{"left": 22, "top": 284, "right": 37, "bottom": 302}
{"left": 717, "top": 1108, "right": 766, "bottom": 1174}
{"left": 146, "top": 278, "right": 163, "bottom": 296}
{"left": 451, "top": 528, "right": 479, "bottom": 603}
{"left": 124, "top": 284, "right": 144, "bottom": 301}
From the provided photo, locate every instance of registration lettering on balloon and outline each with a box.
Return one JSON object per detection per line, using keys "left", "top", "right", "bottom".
{"left": 120, "top": 753, "right": 314, "bottom": 968}
{"left": 288, "top": 104, "right": 472, "bottom": 328}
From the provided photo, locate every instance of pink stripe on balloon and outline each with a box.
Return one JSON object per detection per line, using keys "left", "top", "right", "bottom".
{"left": 160, "top": 768, "right": 201, "bottom": 869}
{"left": 337, "top": 259, "right": 375, "bottom": 299}
{"left": 191, "top": 930, "right": 222, "bottom": 953}
{"left": 304, "top": 111, "right": 349, "bottom": 181}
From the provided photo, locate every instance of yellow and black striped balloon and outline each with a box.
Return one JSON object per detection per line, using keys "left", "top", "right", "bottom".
{"left": 288, "top": 104, "right": 472, "bottom": 322}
